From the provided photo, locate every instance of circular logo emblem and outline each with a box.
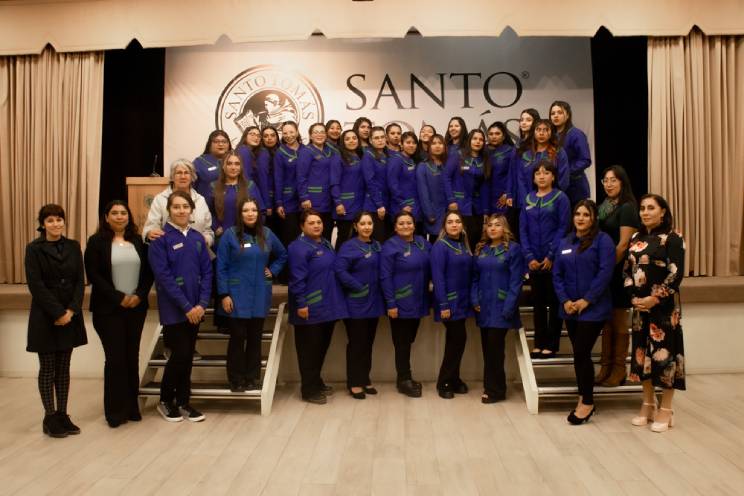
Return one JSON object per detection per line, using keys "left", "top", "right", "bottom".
{"left": 216, "top": 65, "right": 324, "bottom": 144}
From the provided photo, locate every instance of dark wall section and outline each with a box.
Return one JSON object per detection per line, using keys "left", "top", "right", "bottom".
{"left": 591, "top": 29, "right": 648, "bottom": 201}
{"left": 99, "top": 41, "right": 165, "bottom": 214}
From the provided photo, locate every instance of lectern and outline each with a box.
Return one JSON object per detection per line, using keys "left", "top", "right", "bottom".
{"left": 126, "top": 177, "right": 170, "bottom": 229}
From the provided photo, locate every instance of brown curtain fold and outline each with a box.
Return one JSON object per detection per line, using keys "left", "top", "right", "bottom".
{"left": 0, "top": 47, "right": 103, "bottom": 283}
{"left": 648, "top": 30, "right": 744, "bottom": 276}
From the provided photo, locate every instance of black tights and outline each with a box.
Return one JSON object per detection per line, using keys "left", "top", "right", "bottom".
{"left": 38, "top": 350, "right": 72, "bottom": 415}
{"left": 566, "top": 320, "right": 604, "bottom": 405}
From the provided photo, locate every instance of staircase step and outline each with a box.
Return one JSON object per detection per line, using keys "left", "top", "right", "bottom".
{"left": 148, "top": 356, "right": 267, "bottom": 367}
{"left": 158, "top": 331, "right": 273, "bottom": 341}
{"left": 531, "top": 355, "right": 631, "bottom": 367}
{"left": 139, "top": 381, "right": 262, "bottom": 398}
{"left": 536, "top": 381, "right": 650, "bottom": 396}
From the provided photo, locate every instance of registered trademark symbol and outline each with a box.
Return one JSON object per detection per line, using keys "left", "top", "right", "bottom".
{"left": 521, "top": 71, "right": 530, "bottom": 79}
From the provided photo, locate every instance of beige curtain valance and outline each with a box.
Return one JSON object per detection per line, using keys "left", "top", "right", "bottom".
{"left": 2, "top": 0, "right": 744, "bottom": 55}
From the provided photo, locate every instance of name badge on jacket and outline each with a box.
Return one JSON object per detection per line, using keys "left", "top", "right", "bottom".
{"left": 561, "top": 248, "right": 572, "bottom": 255}
{"left": 208, "top": 166, "right": 217, "bottom": 171}
{"left": 243, "top": 242, "right": 252, "bottom": 248}
{"left": 173, "top": 242, "right": 184, "bottom": 250}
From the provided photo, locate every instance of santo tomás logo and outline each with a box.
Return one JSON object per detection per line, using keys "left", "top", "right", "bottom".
{"left": 216, "top": 65, "right": 324, "bottom": 144}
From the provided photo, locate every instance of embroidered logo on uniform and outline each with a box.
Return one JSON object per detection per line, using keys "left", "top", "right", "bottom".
{"left": 216, "top": 65, "right": 324, "bottom": 143}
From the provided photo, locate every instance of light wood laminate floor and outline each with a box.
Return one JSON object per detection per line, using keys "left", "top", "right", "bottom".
{"left": 1, "top": 375, "right": 743, "bottom": 495}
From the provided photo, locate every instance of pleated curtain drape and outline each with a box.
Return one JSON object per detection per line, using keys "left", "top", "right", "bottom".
{"left": 0, "top": 47, "right": 104, "bottom": 283}
{"left": 647, "top": 30, "right": 744, "bottom": 276}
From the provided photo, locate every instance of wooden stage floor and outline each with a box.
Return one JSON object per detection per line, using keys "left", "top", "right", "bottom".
{"left": 1, "top": 375, "right": 743, "bottom": 495}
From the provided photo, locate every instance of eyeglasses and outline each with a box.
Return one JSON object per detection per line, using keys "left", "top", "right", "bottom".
{"left": 311, "top": 130, "right": 327, "bottom": 135}
{"left": 602, "top": 178, "right": 620, "bottom": 185}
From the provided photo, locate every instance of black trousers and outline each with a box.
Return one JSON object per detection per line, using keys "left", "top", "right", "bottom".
{"left": 319, "top": 212, "right": 334, "bottom": 243}
{"left": 160, "top": 321, "right": 199, "bottom": 405}
{"left": 294, "top": 321, "right": 335, "bottom": 398}
{"left": 437, "top": 319, "right": 467, "bottom": 390}
{"left": 481, "top": 327, "right": 508, "bottom": 397}
{"left": 372, "top": 215, "right": 390, "bottom": 243}
{"left": 463, "top": 215, "right": 483, "bottom": 251}
{"left": 93, "top": 308, "right": 147, "bottom": 423}
{"left": 335, "top": 219, "right": 355, "bottom": 250}
{"left": 530, "top": 270, "right": 563, "bottom": 352}
{"left": 343, "top": 318, "right": 378, "bottom": 388}
{"left": 227, "top": 317, "right": 265, "bottom": 385}
{"left": 389, "top": 317, "right": 420, "bottom": 381}
{"left": 566, "top": 320, "right": 604, "bottom": 405}
{"left": 277, "top": 211, "right": 301, "bottom": 284}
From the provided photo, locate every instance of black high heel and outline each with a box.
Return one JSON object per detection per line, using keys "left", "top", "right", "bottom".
{"left": 567, "top": 406, "right": 596, "bottom": 425}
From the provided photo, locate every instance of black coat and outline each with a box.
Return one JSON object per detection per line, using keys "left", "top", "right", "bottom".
{"left": 84, "top": 232, "right": 154, "bottom": 315}
{"left": 25, "top": 236, "right": 87, "bottom": 352}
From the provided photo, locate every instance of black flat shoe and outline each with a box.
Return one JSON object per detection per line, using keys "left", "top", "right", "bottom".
{"left": 230, "top": 382, "right": 246, "bottom": 393}
{"left": 539, "top": 350, "right": 556, "bottom": 359}
{"left": 481, "top": 393, "right": 506, "bottom": 404}
{"left": 107, "top": 418, "right": 127, "bottom": 428}
{"left": 302, "top": 392, "right": 327, "bottom": 405}
{"left": 454, "top": 381, "right": 469, "bottom": 394}
{"left": 348, "top": 388, "right": 366, "bottom": 400}
{"left": 530, "top": 349, "right": 542, "bottom": 359}
{"left": 128, "top": 411, "right": 142, "bottom": 422}
{"left": 321, "top": 384, "right": 334, "bottom": 396}
{"left": 397, "top": 380, "right": 422, "bottom": 398}
{"left": 567, "top": 406, "right": 596, "bottom": 425}
{"left": 438, "top": 388, "right": 455, "bottom": 399}
{"left": 363, "top": 386, "right": 378, "bottom": 395}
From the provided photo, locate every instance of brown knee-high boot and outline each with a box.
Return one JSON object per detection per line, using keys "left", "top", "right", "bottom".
{"left": 594, "top": 325, "right": 614, "bottom": 385}
{"left": 602, "top": 328, "right": 629, "bottom": 386}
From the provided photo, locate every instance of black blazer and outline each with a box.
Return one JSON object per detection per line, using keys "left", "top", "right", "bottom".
{"left": 25, "top": 236, "right": 87, "bottom": 352}
{"left": 84, "top": 232, "right": 154, "bottom": 315}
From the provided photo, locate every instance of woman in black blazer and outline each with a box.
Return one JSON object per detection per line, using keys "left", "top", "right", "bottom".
{"left": 26, "top": 204, "right": 87, "bottom": 438}
{"left": 84, "top": 200, "right": 153, "bottom": 428}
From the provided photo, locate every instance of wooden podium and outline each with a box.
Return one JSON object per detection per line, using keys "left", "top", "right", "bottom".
{"left": 126, "top": 177, "right": 170, "bottom": 229}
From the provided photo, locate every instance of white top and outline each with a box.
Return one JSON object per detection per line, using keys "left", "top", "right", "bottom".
{"left": 111, "top": 242, "right": 140, "bottom": 295}
{"left": 142, "top": 186, "right": 214, "bottom": 246}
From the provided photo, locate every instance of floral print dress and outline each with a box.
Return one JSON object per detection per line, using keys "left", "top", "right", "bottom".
{"left": 623, "top": 230, "right": 686, "bottom": 390}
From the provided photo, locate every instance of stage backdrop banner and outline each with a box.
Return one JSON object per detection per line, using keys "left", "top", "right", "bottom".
{"left": 165, "top": 35, "right": 596, "bottom": 196}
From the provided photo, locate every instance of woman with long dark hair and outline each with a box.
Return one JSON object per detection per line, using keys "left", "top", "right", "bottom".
{"left": 148, "top": 191, "right": 212, "bottom": 422}
{"left": 417, "top": 133, "right": 448, "bottom": 241}
{"left": 430, "top": 210, "right": 473, "bottom": 399}
{"left": 261, "top": 126, "right": 279, "bottom": 214}
{"left": 386, "top": 122, "right": 403, "bottom": 153}
{"left": 416, "top": 124, "right": 436, "bottom": 162}
{"left": 516, "top": 108, "right": 540, "bottom": 148}
{"left": 472, "top": 214, "right": 523, "bottom": 403}
{"left": 444, "top": 129, "right": 490, "bottom": 248}
{"left": 352, "top": 117, "right": 372, "bottom": 149}
{"left": 288, "top": 210, "right": 348, "bottom": 404}
{"left": 297, "top": 123, "right": 335, "bottom": 241}
{"left": 626, "top": 194, "right": 685, "bottom": 432}
{"left": 596, "top": 165, "right": 638, "bottom": 387}
{"left": 209, "top": 150, "right": 263, "bottom": 239}
{"left": 237, "top": 126, "right": 272, "bottom": 215}
{"left": 361, "top": 126, "right": 390, "bottom": 242}
{"left": 325, "top": 119, "right": 343, "bottom": 153}
{"left": 445, "top": 116, "right": 468, "bottom": 153}
{"left": 387, "top": 131, "right": 422, "bottom": 231}
{"left": 334, "top": 211, "right": 384, "bottom": 399}
{"left": 520, "top": 161, "right": 570, "bottom": 359}
{"left": 274, "top": 121, "right": 304, "bottom": 250}
{"left": 330, "top": 129, "right": 365, "bottom": 248}
{"left": 193, "top": 130, "right": 232, "bottom": 200}
{"left": 486, "top": 121, "right": 516, "bottom": 216}
{"left": 380, "top": 211, "right": 431, "bottom": 397}
{"left": 550, "top": 101, "right": 592, "bottom": 206}
{"left": 85, "top": 200, "right": 153, "bottom": 427}
{"left": 553, "top": 200, "right": 615, "bottom": 424}
{"left": 217, "top": 197, "right": 286, "bottom": 392}
{"left": 26, "top": 204, "right": 87, "bottom": 437}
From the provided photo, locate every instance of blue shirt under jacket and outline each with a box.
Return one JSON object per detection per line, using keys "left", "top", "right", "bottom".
{"left": 430, "top": 237, "right": 473, "bottom": 321}
{"left": 487, "top": 144, "right": 516, "bottom": 215}
{"left": 193, "top": 153, "right": 222, "bottom": 201}
{"left": 361, "top": 148, "right": 390, "bottom": 212}
{"left": 557, "top": 127, "right": 592, "bottom": 205}
{"left": 471, "top": 241, "right": 524, "bottom": 329}
{"left": 334, "top": 237, "right": 385, "bottom": 319}
{"left": 513, "top": 149, "right": 570, "bottom": 209}
{"left": 552, "top": 232, "right": 615, "bottom": 322}
{"left": 443, "top": 152, "right": 488, "bottom": 216}
{"left": 416, "top": 160, "right": 447, "bottom": 236}
{"left": 207, "top": 181, "right": 264, "bottom": 236}
{"left": 297, "top": 143, "right": 334, "bottom": 213}
{"left": 148, "top": 223, "right": 212, "bottom": 326}
{"left": 380, "top": 235, "right": 431, "bottom": 318}
{"left": 330, "top": 153, "right": 365, "bottom": 221}
{"left": 288, "top": 234, "right": 348, "bottom": 325}
{"left": 386, "top": 152, "right": 421, "bottom": 220}
{"left": 519, "top": 189, "right": 571, "bottom": 263}
{"left": 237, "top": 145, "right": 272, "bottom": 210}
{"left": 216, "top": 226, "right": 287, "bottom": 319}
{"left": 273, "top": 143, "right": 302, "bottom": 214}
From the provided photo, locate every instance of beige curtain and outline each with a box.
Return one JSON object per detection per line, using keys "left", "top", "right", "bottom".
{"left": 0, "top": 47, "right": 103, "bottom": 283}
{"left": 648, "top": 31, "right": 744, "bottom": 276}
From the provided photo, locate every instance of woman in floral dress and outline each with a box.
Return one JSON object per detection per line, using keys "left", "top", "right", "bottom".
{"left": 624, "top": 194, "right": 685, "bottom": 433}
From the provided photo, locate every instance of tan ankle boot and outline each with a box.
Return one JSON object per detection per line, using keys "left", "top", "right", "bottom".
{"left": 594, "top": 325, "right": 614, "bottom": 385}
{"left": 601, "top": 329, "right": 629, "bottom": 387}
